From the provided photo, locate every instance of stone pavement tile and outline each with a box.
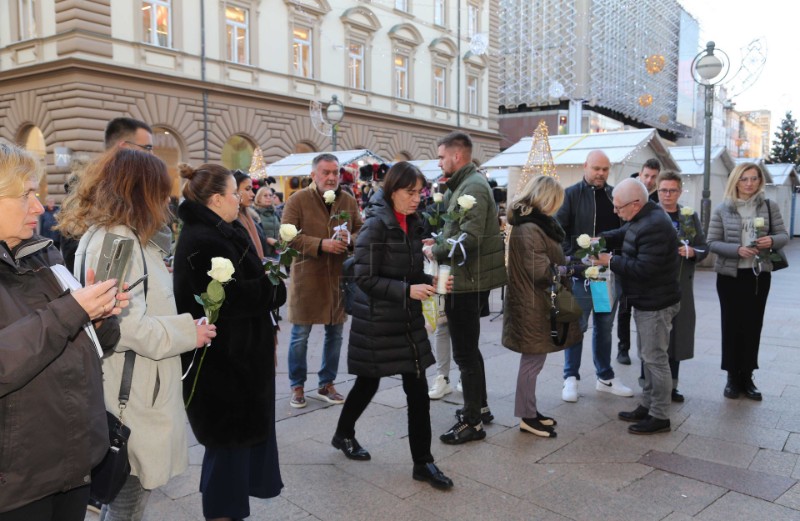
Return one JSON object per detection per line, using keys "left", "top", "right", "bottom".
{"left": 620, "top": 469, "right": 726, "bottom": 516}
{"left": 674, "top": 434, "right": 758, "bottom": 468}
{"left": 488, "top": 421, "right": 579, "bottom": 461}
{"left": 335, "top": 461, "right": 437, "bottom": 499}
{"left": 776, "top": 411, "right": 800, "bottom": 432}
{"left": 659, "top": 513, "right": 697, "bottom": 521}
{"left": 776, "top": 481, "right": 800, "bottom": 511}
{"left": 435, "top": 439, "right": 565, "bottom": 497}
{"left": 525, "top": 474, "right": 673, "bottom": 520}
{"left": 540, "top": 418, "right": 686, "bottom": 465}
{"left": 694, "top": 491, "right": 800, "bottom": 521}
{"left": 160, "top": 464, "right": 202, "bottom": 499}
{"left": 749, "top": 448, "right": 799, "bottom": 477}
{"left": 544, "top": 462, "right": 653, "bottom": 492}
{"left": 640, "top": 451, "right": 796, "bottom": 502}
{"left": 279, "top": 464, "right": 439, "bottom": 521}
{"left": 406, "top": 473, "right": 571, "bottom": 521}
{"left": 678, "top": 413, "right": 789, "bottom": 450}
{"left": 679, "top": 397, "right": 783, "bottom": 428}
{"left": 141, "top": 489, "right": 197, "bottom": 521}
{"left": 788, "top": 433, "right": 800, "bottom": 455}
{"left": 780, "top": 384, "right": 800, "bottom": 399}
{"left": 188, "top": 442, "right": 204, "bottom": 465}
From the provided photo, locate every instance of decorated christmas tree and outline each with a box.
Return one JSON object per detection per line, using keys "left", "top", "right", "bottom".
{"left": 249, "top": 146, "right": 268, "bottom": 179}
{"left": 770, "top": 111, "right": 800, "bottom": 167}
{"left": 520, "top": 120, "right": 558, "bottom": 190}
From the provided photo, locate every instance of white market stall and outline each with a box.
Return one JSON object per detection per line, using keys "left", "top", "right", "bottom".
{"left": 482, "top": 128, "right": 679, "bottom": 198}
{"left": 668, "top": 145, "right": 736, "bottom": 215}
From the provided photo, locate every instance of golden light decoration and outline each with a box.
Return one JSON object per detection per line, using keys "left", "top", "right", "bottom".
{"left": 658, "top": 114, "right": 670, "bottom": 124}
{"left": 638, "top": 94, "right": 653, "bottom": 108}
{"left": 520, "top": 120, "right": 559, "bottom": 188}
{"left": 645, "top": 54, "right": 665, "bottom": 74}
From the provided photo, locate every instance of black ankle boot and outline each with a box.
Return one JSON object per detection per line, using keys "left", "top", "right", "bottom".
{"left": 741, "top": 372, "right": 762, "bottom": 401}
{"left": 724, "top": 372, "right": 741, "bottom": 399}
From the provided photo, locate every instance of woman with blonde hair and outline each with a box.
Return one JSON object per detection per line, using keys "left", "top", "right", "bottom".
{"left": 0, "top": 144, "right": 127, "bottom": 520}
{"left": 707, "top": 162, "right": 788, "bottom": 400}
{"left": 503, "top": 175, "right": 582, "bottom": 438}
{"left": 253, "top": 185, "right": 281, "bottom": 260}
{"left": 59, "top": 148, "right": 217, "bottom": 521}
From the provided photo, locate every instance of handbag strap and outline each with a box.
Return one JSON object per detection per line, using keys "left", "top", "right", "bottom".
{"left": 548, "top": 265, "right": 569, "bottom": 346}
{"left": 766, "top": 199, "right": 774, "bottom": 235}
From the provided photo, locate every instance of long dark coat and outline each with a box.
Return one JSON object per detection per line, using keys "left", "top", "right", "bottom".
{"left": 502, "top": 211, "right": 582, "bottom": 354}
{"left": 173, "top": 199, "right": 284, "bottom": 448}
{"left": 347, "top": 191, "right": 435, "bottom": 378}
{"left": 665, "top": 206, "right": 708, "bottom": 361}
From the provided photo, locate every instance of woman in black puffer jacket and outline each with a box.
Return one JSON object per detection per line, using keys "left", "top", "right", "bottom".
{"left": 332, "top": 162, "right": 453, "bottom": 490}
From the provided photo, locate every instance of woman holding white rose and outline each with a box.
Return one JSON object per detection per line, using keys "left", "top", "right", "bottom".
{"left": 653, "top": 171, "right": 708, "bottom": 403}
{"left": 59, "top": 149, "right": 217, "bottom": 521}
{"left": 173, "top": 163, "right": 285, "bottom": 520}
{"left": 707, "top": 163, "right": 788, "bottom": 401}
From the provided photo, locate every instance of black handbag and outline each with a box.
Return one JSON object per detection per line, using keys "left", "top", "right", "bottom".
{"left": 90, "top": 351, "right": 135, "bottom": 504}
{"left": 549, "top": 265, "right": 582, "bottom": 346}
{"left": 81, "top": 231, "right": 147, "bottom": 504}
{"left": 766, "top": 200, "right": 789, "bottom": 271}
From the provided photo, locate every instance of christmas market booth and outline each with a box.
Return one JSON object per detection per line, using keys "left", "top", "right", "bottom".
{"left": 264, "top": 149, "right": 389, "bottom": 200}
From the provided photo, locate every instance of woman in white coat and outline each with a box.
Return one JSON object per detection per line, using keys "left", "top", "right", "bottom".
{"left": 59, "top": 149, "right": 216, "bottom": 520}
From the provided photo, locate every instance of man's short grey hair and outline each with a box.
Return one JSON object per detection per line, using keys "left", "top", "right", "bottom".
{"left": 613, "top": 177, "right": 648, "bottom": 203}
{"left": 312, "top": 153, "right": 339, "bottom": 168}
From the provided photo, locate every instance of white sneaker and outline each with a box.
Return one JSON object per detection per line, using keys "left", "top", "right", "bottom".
{"left": 456, "top": 379, "right": 463, "bottom": 393}
{"left": 562, "top": 376, "right": 578, "bottom": 402}
{"left": 428, "top": 375, "right": 452, "bottom": 400}
{"left": 596, "top": 377, "right": 634, "bottom": 397}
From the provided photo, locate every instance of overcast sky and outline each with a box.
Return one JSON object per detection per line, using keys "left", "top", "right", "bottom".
{"left": 679, "top": 0, "right": 800, "bottom": 137}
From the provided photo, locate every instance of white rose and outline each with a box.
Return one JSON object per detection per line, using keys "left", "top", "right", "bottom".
{"left": 207, "top": 257, "right": 235, "bottom": 283}
{"left": 457, "top": 194, "right": 476, "bottom": 210}
{"left": 279, "top": 224, "right": 299, "bottom": 242}
{"left": 681, "top": 207, "right": 694, "bottom": 216}
{"left": 585, "top": 265, "right": 600, "bottom": 279}
{"left": 323, "top": 190, "right": 336, "bottom": 205}
{"left": 576, "top": 234, "right": 592, "bottom": 249}
{"left": 433, "top": 193, "right": 444, "bottom": 203}
{"left": 754, "top": 217, "right": 765, "bottom": 229}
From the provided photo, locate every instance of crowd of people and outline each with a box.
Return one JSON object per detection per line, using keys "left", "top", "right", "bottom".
{"left": 0, "top": 117, "right": 789, "bottom": 520}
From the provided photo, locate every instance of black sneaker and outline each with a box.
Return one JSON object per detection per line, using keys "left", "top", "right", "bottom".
{"left": 455, "top": 406, "right": 494, "bottom": 425}
{"left": 616, "top": 349, "right": 631, "bottom": 365}
{"left": 440, "top": 420, "right": 486, "bottom": 445}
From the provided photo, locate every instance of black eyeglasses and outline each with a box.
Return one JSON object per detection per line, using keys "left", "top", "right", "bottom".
{"left": 124, "top": 141, "right": 154, "bottom": 152}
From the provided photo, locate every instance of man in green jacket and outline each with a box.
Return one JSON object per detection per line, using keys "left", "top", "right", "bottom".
{"left": 424, "top": 132, "right": 506, "bottom": 444}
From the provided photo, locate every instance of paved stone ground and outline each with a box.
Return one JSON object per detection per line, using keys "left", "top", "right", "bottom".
{"left": 88, "top": 239, "right": 800, "bottom": 520}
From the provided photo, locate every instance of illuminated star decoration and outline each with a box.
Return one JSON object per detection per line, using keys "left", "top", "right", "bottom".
{"left": 520, "top": 120, "right": 559, "bottom": 189}
{"left": 249, "top": 146, "right": 268, "bottom": 180}
{"left": 645, "top": 54, "right": 665, "bottom": 74}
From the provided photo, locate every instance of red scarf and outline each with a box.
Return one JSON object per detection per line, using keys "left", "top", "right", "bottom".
{"left": 394, "top": 210, "right": 408, "bottom": 234}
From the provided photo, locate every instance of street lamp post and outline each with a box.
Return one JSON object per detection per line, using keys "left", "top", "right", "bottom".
{"left": 691, "top": 41, "right": 729, "bottom": 234}
{"left": 325, "top": 94, "right": 345, "bottom": 151}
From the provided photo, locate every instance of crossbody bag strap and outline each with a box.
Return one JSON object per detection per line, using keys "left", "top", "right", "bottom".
{"left": 548, "top": 264, "right": 569, "bottom": 346}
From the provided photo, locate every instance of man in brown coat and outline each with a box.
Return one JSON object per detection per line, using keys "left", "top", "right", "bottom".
{"left": 282, "top": 153, "right": 363, "bottom": 408}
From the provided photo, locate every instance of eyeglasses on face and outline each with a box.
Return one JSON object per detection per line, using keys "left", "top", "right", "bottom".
{"left": 124, "top": 141, "right": 154, "bottom": 152}
{"left": 657, "top": 189, "right": 681, "bottom": 195}
{"left": 613, "top": 200, "right": 636, "bottom": 211}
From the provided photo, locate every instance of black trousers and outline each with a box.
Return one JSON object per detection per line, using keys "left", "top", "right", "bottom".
{"left": 336, "top": 373, "right": 433, "bottom": 465}
{"left": 445, "top": 291, "right": 489, "bottom": 425}
{"left": 717, "top": 270, "right": 771, "bottom": 374}
{"left": 0, "top": 485, "right": 89, "bottom": 521}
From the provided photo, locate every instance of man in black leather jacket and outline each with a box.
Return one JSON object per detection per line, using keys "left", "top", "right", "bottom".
{"left": 555, "top": 150, "right": 633, "bottom": 403}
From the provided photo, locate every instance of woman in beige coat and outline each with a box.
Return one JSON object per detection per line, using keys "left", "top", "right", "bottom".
{"left": 503, "top": 176, "right": 582, "bottom": 438}
{"left": 60, "top": 149, "right": 216, "bottom": 521}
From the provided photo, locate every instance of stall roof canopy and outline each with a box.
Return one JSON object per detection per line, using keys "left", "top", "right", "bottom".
{"left": 408, "top": 159, "right": 443, "bottom": 181}
{"left": 669, "top": 146, "right": 736, "bottom": 175}
{"left": 483, "top": 128, "right": 679, "bottom": 171}
{"left": 267, "top": 149, "right": 388, "bottom": 177}
{"left": 764, "top": 163, "right": 797, "bottom": 185}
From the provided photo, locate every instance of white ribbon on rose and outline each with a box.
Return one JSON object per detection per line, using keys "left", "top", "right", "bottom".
{"left": 332, "top": 221, "right": 351, "bottom": 245}
{"left": 681, "top": 239, "right": 690, "bottom": 259}
{"left": 181, "top": 317, "right": 209, "bottom": 380}
{"left": 447, "top": 232, "right": 468, "bottom": 266}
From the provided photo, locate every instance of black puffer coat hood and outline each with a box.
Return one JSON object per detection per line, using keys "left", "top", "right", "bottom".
{"left": 347, "top": 191, "right": 434, "bottom": 378}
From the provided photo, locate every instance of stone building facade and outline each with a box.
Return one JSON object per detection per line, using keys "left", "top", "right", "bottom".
{"left": 0, "top": 0, "right": 501, "bottom": 199}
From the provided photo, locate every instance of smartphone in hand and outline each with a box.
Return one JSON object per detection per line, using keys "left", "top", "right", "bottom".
{"left": 94, "top": 234, "right": 135, "bottom": 291}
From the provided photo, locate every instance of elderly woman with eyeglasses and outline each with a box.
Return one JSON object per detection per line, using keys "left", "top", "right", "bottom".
{"left": 707, "top": 163, "right": 788, "bottom": 401}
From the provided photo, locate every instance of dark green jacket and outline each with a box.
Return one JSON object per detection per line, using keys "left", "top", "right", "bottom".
{"left": 431, "top": 163, "right": 507, "bottom": 293}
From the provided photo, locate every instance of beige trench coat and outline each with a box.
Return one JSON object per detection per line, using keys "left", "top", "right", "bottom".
{"left": 76, "top": 225, "right": 197, "bottom": 490}
{"left": 281, "top": 186, "right": 362, "bottom": 325}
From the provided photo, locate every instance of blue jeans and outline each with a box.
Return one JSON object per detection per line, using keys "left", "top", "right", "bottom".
{"left": 288, "top": 323, "right": 343, "bottom": 389}
{"left": 563, "top": 278, "right": 617, "bottom": 381}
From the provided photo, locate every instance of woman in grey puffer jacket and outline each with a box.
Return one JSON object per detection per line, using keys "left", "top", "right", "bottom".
{"left": 707, "top": 163, "right": 788, "bottom": 402}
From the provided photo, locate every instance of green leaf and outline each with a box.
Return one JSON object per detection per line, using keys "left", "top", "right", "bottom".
{"left": 268, "top": 273, "right": 281, "bottom": 285}
{"left": 207, "top": 280, "right": 225, "bottom": 302}
{"left": 194, "top": 294, "right": 205, "bottom": 306}
{"left": 207, "top": 308, "right": 219, "bottom": 324}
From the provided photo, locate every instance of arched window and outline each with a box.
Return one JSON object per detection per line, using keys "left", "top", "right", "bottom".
{"left": 18, "top": 125, "right": 47, "bottom": 197}
{"left": 222, "top": 135, "right": 256, "bottom": 171}
{"left": 295, "top": 141, "right": 317, "bottom": 154}
{"left": 152, "top": 127, "right": 183, "bottom": 196}
{"left": 394, "top": 151, "right": 412, "bottom": 161}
